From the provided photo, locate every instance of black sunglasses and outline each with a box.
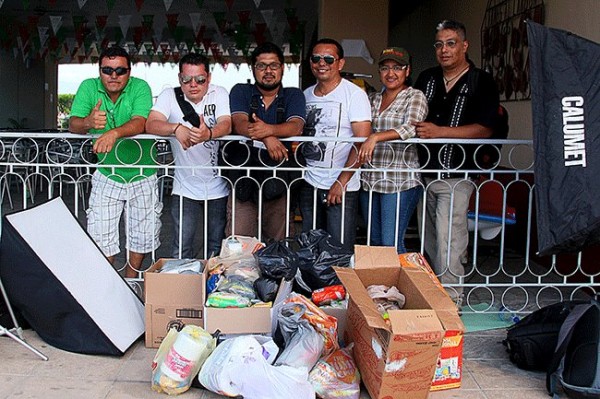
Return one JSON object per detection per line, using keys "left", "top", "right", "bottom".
{"left": 100, "top": 66, "right": 130, "bottom": 76}
{"left": 310, "top": 54, "right": 337, "bottom": 65}
{"left": 180, "top": 74, "right": 208, "bottom": 85}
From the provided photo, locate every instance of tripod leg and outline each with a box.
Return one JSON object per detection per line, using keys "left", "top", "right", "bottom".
{"left": 0, "top": 325, "right": 48, "bottom": 361}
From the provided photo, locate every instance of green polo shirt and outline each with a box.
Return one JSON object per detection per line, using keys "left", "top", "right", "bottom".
{"left": 70, "top": 76, "right": 156, "bottom": 183}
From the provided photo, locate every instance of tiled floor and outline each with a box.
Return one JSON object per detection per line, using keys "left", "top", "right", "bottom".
{"left": 0, "top": 328, "right": 554, "bottom": 399}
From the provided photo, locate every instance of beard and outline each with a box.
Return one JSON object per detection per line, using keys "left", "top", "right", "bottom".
{"left": 255, "top": 79, "right": 281, "bottom": 91}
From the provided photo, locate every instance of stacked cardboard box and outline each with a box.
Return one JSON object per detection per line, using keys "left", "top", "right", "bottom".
{"left": 144, "top": 259, "right": 205, "bottom": 348}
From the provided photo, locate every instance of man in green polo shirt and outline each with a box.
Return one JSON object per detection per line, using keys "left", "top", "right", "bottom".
{"left": 69, "top": 46, "right": 161, "bottom": 278}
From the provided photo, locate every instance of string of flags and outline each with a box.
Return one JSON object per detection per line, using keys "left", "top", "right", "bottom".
{"left": 0, "top": 0, "right": 317, "bottom": 67}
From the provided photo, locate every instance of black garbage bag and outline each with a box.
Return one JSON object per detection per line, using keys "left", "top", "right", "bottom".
{"left": 254, "top": 241, "right": 299, "bottom": 281}
{"left": 254, "top": 277, "right": 280, "bottom": 303}
{"left": 295, "top": 230, "right": 353, "bottom": 291}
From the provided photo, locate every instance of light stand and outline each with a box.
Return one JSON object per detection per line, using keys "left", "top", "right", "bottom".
{"left": 0, "top": 275, "right": 48, "bottom": 361}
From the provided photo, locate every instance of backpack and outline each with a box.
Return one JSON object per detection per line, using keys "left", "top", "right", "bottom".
{"left": 504, "top": 300, "right": 585, "bottom": 371}
{"left": 546, "top": 299, "right": 600, "bottom": 399}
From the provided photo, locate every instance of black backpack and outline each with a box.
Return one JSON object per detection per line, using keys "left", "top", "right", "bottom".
{"left": 546, "top": 299, "right": 600, "bottom": 399}
{"left": 504, "top": 300, "right": 585, "bottom": 371}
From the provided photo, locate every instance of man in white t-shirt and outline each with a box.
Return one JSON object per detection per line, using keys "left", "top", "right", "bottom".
{"left": 300, "top": 38, "right": 372, "bottom": 250}
{"left": 146, "top": 53, "right": 232, "bottom": 258}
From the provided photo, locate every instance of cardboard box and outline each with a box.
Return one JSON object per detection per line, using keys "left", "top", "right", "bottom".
{"left": 144, "top": 259, "right": 205, "bottom": 348}
{"left": 321, "top": 305, "right": 347, "bottom": 344}
{"left": 398, "top": 252, "right": 465, "bottom": 391}
{"left": 204, "top": 279, "right": 293, "bottom": 335}
{"left": 335, "top": 246, "right": 446, "bottom": 399}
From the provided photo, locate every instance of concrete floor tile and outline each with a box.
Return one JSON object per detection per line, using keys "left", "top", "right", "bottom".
{"left": 4, "top": 376, "right": 112, "bottom": 399}
{"left": 467, "top": 359, "right": 546, "bottom": 390}
{"left": 0, "top": 375, "right": 28, "bottom": 399}
{"left": 430, "top": 388, "right": 487, "bottom": 398}
{"left": 463, "top": 333, "right": 509, "bottom": 360}
{"left": 481, "top": 389, "right": 551, "bottom": 398}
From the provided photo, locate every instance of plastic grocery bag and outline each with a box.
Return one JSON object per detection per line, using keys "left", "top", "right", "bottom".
{"left": 254, "top": 240, "right": 299, "bottom": 280}
{"left": 295, "top": 229, "right": 352, "bottom": 290}
{"left": 198, "top": 335, "right": 315, "bottom": 399}
{"left": 275, "top": 302, "right": 324, "bottom": 370}
{"left": 309, "top": 344, "right": 361, "bottom": 399}
{"left": 284, "top": 292, "right": 339, "bottom": 356}
{"left": 151, "top": 325, "right": 216, "bottom": 395}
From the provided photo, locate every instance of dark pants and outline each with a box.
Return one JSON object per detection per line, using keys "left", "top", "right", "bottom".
{"left": 170, "top": 195, "right": 227, "bottom": 259}
{"left": 299, "top": 182, "right": 359, "bottom": 251}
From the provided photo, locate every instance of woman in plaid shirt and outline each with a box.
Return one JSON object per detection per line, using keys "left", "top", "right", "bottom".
{"left": 358, "top": 47, "right": 428, "bottom": 253}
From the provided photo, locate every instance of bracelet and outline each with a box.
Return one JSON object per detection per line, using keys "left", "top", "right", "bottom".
{"left": 208, "top": 127, "right": 213, "bottom": 140}
{"left": 173, "top": 123, "right": 182, "bottom": 135}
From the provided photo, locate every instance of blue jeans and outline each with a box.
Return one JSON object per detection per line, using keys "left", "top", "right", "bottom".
{"left": 360, "top": 186, "right": 422, "bottom": 254}
{"left": 170, "top": 195, "right": 227, "bottom": 259}
{"left": 299, "top": 182, "right": 359, "bottom": 251}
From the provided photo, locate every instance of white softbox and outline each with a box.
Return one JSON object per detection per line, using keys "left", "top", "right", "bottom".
{"left": 0, "top": 197, "right": 144, "bottom": 356}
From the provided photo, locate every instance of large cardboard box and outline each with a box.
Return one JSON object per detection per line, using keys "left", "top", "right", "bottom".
{"left": 144, "top": 259, "right": 205, "bottom": 348}
{"left": 335, "top": 246, "right": 446, "bottom": 399}
{"left": 398, "top": 252, "right": 465, "bottom": 391}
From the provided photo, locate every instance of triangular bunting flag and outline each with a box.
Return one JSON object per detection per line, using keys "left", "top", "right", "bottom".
{"left": 253, "top": 0, "right": 261, "bottom": 8}
{"left": 38, "top": 26, "right": 49, "bottom": 47}
{"left": 77, "top": 0, "right": 87, "bottom": 9}
{"left": 106, "top": 0, "right": 116, "bottom": 12}
{"left": 189, "top": 13, "right": 202, "bottom": 35}
{"left": 49, "top": 15, "right": 63, "bottom": 35}
{"left": 0, "top": 1, "right": 5, "bottom": 9}
{"left": 118, "top": 15, "right": 132, "bottom": 40}
{"left": 225, "top": 0, "right": 234, "bottom": 11}
{"left": 260, "top": 9, "right": 274, "bottom": 28}
{"left": 163, "top": 0, "right": 173, "bottom": 11}
{"left": 135, "top": 0, "right": 144, "bottom": 12}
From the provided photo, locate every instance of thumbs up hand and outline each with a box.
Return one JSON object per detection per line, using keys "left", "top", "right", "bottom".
{"left": 86, "top": 99, "right": 107, "bottom": 130}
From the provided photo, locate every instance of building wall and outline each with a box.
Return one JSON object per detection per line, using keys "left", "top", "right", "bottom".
{"left": 318, "top": 0, "right": 389, "bottom": 88}
{"left": 0, "top": 56, "right": 50, "bottom": 130}
{"left": 389, "top": 0, "right": 600, "bottom": 141}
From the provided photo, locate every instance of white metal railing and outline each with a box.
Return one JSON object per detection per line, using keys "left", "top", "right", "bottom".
{"left": 0, "top": 131, "right": 596, "bottom": 316}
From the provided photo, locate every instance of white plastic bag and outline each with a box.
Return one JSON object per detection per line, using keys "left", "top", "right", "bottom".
{"left": 198, "top": 335, "right": 315, "bottom": 399}
{"left": 275, "top": 302, "right": 324, "bottom": 370}
{"left": 151, "top": 325, "right": 216, "bottom": 395}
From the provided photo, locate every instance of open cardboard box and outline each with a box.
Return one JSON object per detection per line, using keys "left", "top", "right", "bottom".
{"left": 398, "top": 252, "right": 465, "bottom": 391}
{"left": 144, "top": 259, "right": 205, "bottom": 348}
{"left": 204, "top": 278, "right": 293, "bottom": 335}
{"left": 335, "top": 245, "right": 460, "bottom": 399}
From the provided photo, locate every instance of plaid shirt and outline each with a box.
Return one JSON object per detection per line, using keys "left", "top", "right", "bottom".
{"left": 361, "top": 86, "right": 428, "bottom": 193}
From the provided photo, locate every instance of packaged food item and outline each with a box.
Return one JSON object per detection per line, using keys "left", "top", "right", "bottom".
{"left": 205, "top": 292, "right": 251, "bottom": 308}
{"left": 309, "top": 344, "right": 360, "bottom": 399}
{"left": 312, "top": 285, "right": 346, "bottom": 306}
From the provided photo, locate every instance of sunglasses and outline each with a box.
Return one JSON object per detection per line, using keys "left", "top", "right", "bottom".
{"left": 310, "top": 54, "right": 337, "bottom": 65}
{"left": 180, "top": 74, "right": 207, "bottom": 85}
{"left": 100, "top": 66, "right": 130, "bottom": 76}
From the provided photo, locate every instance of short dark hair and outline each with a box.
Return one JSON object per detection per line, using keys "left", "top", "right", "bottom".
{"left": 436, "top": 20, "right": 467, "bottom": 41}
{"left": 311, "top": 38, "right": 344, "bottom": 59}
{"left": 179, "top": 53, "right": 210, "bottom": 73}
{"left": 99, "top": 46, "right": 131, "bottom": 68}
{"left": 250, "top": 42, "right": 284, "bottom": 65}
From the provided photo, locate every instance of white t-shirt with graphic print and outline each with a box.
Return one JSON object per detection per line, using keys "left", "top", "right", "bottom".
{"left": 303, "top": 78, "right": 371, "bottom": 191}
{"left": 151, "top": 84, "right": 230, "bottom": 200}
